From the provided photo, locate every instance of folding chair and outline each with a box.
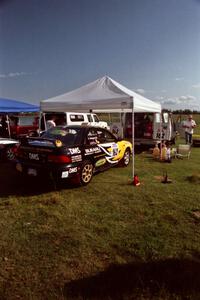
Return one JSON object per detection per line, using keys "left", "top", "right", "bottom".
{"left": 175, "top": 144, "right": 191, "bottom": 159}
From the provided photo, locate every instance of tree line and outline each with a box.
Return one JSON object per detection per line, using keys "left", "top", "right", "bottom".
{"left": 163, "top": 109, "right": 200, "bottom": 114}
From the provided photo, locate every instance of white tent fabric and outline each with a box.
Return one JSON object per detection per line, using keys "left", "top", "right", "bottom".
{"left": 41, "top": 76, "right": 161, "bottom": 113}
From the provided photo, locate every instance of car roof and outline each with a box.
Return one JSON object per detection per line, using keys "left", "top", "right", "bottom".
{"left": 56, "top": 124, "right": 107, "bottom": 130}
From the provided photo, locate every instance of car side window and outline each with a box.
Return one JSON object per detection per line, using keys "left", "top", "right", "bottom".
{"left": 93, "top": 114, "right": 99, "bottom": 122}
{"left": 86, "top": 128, "right": 117, "bottom": 145}
{"left": 86, "top": 129, "right": 98, "bottom": 145}
{"left": 70, "top": 114, "right": 84, "bottom": 122}
{"left": 87, "top": 114, "right": 93, "bottom": 122}
{"left": 96, "top": 129, "right": 106, "bottom": 143}
{"left": 100, "top": 129, "right": 116, "bottom": 143}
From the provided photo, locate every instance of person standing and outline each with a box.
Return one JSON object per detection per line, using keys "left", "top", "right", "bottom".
{"left": 0, "top": 115, "right": 8, "bottom": 137}
{"left": 182, "top": 115, "right": 196, "bottom": 144}
{"left": 46, "top": 115, "right": 56, "bottom": 130}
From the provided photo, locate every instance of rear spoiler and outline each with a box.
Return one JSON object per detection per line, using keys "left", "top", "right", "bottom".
{"left": 21, "top": 136, "right": 57, "bottom": 148}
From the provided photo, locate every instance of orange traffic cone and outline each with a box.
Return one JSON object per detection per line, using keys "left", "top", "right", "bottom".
{"left": 133, "top": 174, "right": 140, "bottom": 186}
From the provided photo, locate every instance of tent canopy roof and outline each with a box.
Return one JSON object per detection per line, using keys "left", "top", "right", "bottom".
{"left": 41, "top": 76, "right": 161, "bottom": 113}
{"left": 0, "top": 98, "right": 39, "bottom": 113}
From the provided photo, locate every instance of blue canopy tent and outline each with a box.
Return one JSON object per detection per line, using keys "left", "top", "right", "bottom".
{"left": 0, "top": 98, "right": 39, "bottom": 138}
{"left": 0, "top": 98, "right": 39, "bottom": 113}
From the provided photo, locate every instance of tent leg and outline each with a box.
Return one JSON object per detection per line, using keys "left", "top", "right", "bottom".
{"left": 160, "top": 112, "right": 163, "bottom": 159}
{"left": 6, "top": 115, "right": 11, "bottom": 138}
{"left": 131, "top": 98, "right": 134, "bottom": 179}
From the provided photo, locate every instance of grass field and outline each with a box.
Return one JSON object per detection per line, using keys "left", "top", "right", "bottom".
{"left": 0, "top": 136, "right": 200, "bottom": 299}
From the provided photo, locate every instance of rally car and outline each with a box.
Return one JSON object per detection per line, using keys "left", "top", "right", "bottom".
{"left": 15, "top": 125, "right": 132, "bottom": 185}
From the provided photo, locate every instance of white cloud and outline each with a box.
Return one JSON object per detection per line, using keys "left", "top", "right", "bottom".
{"left": 179, "top": 95, "right": 196, "bottom": 102}
{"left": 161, "top": 98, "right": 180, "bottom": 106}
{"left": 155, "top": 96, "right": 165, "bottom": 101}
{"left": 192, "top": 83, "right": 200, "bottom": 89}
{"left": 0, "top": 72, "right": 30, "bottom": 78}
{"left": 157, "top": 95, "right": 197, "bottom": 107}
{"left": 135, "top": 88, "right": 145, "bottom": 94}
{"left": 175, "top": 77, "right": 184, "bottom": 81}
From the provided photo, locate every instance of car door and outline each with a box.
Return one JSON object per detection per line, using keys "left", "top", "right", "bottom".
{"left": 84, "top": 128, "right": 104, "bottom": 168}
{"left": 96, "top": 128, "right": 119, "bottom": 165}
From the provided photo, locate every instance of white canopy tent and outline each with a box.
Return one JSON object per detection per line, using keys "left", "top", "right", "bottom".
{"left": 41, "top": 76, "right": 161, "bottom": 113}
{"left": 41, "top": 76, "right": 161, "bottom": 181}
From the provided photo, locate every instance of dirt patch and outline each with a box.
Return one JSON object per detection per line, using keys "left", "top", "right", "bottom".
{"left": 187, "top": 174, "right": 200, "bottom": 184}
{"left": 192, "top": 211, "right": 200, "bottom": 219}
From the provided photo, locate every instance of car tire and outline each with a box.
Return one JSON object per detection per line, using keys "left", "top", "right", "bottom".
{"left": 121, "top": 148, "right": 131, "bottom": 167}
{"left": 6, "top": 147, "right": 16, "bottom": 161}
{"left": 80, "top": 160, "right": 94, "bottom": 185}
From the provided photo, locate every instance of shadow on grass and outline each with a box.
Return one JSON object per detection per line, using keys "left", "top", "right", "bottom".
{"left": 0, "top": 162, "right": 132, "bottom": 197}
{"left": 0, "top": 162, "right": 78, "bottom": 197}
{"left": 64, "top": 258, "right": 200, "bottom": 299}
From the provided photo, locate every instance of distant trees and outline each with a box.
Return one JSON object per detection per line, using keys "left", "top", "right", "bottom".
{"left": 171, "top": 109, "right": 200, "bottom": 114}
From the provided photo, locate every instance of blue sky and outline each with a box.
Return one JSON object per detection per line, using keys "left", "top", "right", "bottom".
{"left": 0, "top": 0, "right": 200, "bottom": 110}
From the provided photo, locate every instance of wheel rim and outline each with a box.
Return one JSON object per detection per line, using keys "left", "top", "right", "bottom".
{"left": 81, "top": 164, "right": 93, "bottom": 183}
{"left": 7, "top": 149, "right": 15, "bottom": 160}
{"left": 124, "top": 150, "right": 130, "bottom": 165}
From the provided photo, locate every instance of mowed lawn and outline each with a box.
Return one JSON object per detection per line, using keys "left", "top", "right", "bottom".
{"left": 0, "top": 139, "right": 200, "bottom": 299}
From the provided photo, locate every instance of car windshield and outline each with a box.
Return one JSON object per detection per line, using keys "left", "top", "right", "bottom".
{"left": 41, "top": 127, "right": 82, "bottom": 146}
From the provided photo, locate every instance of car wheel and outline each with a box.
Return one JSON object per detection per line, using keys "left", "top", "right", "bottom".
{"left": 121, "top": 149, "right": 131, "bottom": 167}
{"left": 6, "top": 147, "right": 16, "bottom": 161}
{"left": 80, "top": 160, "right": 93, "bottom": 185}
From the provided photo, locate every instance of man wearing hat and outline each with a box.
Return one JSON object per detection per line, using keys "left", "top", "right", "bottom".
{"left": 182, "top": 115, "right": 196, "bottom": 144}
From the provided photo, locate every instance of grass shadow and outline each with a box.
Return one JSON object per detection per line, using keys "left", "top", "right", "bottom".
{"left": 64, "top": 258, "right": 200, "bottom": 299}
{"left": 0, "top": 162, "right": 78, "bottom": 197}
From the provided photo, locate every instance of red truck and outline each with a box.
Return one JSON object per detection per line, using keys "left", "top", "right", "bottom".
{"left": 9, "top": 114, "right": 39, "bottom": 138}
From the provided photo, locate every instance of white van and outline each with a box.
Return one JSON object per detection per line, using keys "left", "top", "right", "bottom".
{"left": 110, "top": 111, "right": 176, "bottom": 146}
{"left": 41, "top": 112, "right": 109, "bottom": 131}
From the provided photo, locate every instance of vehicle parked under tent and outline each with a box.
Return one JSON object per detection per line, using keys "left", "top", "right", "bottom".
{"left": 40, "top": 75, "right": 162, "bottom": 179}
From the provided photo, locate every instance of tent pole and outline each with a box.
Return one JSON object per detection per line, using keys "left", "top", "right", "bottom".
{"left": 6, "top": 114, "right": 11, "bottom": 138}
{"left": 44, "top": 113, "right": 47, "bottom": 131}
{"left": 131, "top": 97, "right": 134, "bottom": 179}
{"left": 120, "top": 111, "right": 124, "bottom": 139}
{"left": 39, "top": 111, "right": 42, "bottom": 136}
{"left": 109, "top": 113, "right": 111, "bottom": 126}
{"left": 160, "top": 111, "right": 163, "bottom": 159}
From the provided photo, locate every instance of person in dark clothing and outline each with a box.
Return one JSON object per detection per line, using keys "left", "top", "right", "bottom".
{"left": 0, "top": 115, "right": 9, "bottom": 137}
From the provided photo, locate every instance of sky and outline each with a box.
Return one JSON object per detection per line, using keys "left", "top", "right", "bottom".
{"left": 0, "top": 0, "right": 200, "bottom": 110}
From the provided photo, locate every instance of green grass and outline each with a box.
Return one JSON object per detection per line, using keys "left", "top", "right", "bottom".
{"left": 0, "top": 141, "right": 200, "bottom": 299}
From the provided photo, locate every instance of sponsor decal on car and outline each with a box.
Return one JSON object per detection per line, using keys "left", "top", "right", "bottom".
{"left": 112, "top": 143, "right": 119, "bottom": 156}
{"left": 69, "top": 167, "right": 78, "bottom": 173}
{"left": 69, "top": 147, "right": 81, "bottom": 155}
{"left": 28, "top": 168, "right": 37, "bottom": 176}
{"left": 28, "top": 140, "right": 55, "bottom": 147}
{"left": 85, "top": 147, "right": 101, "bottom": 155}
{"left": 95, "top": 158, "right": 106, "bottom": 167}
{"left": 29, "top": 153, "right": 39, "bottom": 160}
{"left": 71, "top": 155, "right": 82, "bottom": 162}
{"left": 55, "top": 139, "right": 62, "bottom": 147}
{"left": 98, "top": 143, "right": 119, "bottom": 164}
{"left": 61, "top": 171, "right": 69, "bottom": 178}
{"left": 87, "top": 133, "right": 99, "bottom": 145}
